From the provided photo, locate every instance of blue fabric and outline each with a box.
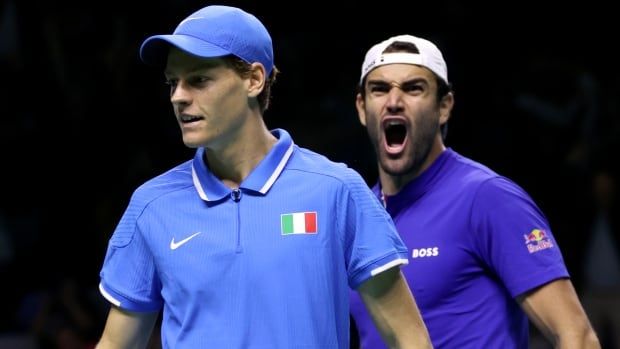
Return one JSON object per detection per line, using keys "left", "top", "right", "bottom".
{"left": 100, "top": 129, "right": 408, "bottom": 348}
{"left": 139, "top": 5, "right": 274, "bottom": 73}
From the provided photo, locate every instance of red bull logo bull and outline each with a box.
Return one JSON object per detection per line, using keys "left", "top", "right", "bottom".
{"left": 524, "top": 229, "right": 546, "bottom": 243}
{"left": 523, "top": 228, "right": 554, "bottom": 253}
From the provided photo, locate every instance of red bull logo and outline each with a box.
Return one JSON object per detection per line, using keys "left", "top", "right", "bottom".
{"left": 523, "top": 228, "right": 554, "bottom": 253}
{"left": 524, "top": 229, "right": 546, "bottom": 243}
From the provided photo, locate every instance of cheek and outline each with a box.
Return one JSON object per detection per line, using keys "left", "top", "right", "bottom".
{"left": 195, "top": 90, "right": 231, "bottom": 114}
{"left": 220, "top": 86, "right": 247, "bottom": 109}
{"left": 363, "top": 102, "right": 383, "bottom": 122}
{"left": 413, "top": 111, "right": 441, "bottom": 137}
{"left": 364, "top": 113, "right": 381, "bottom": 134}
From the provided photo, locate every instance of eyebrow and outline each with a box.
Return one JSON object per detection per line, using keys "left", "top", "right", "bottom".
{"left": 367, "top": 77, "right": 428, "bottom": 86}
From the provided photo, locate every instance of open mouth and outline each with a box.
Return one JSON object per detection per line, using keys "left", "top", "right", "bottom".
{"left": 383, "top": 118, "right": 408, "bottom": 154}
{"left": 179, "top": 114, "right": 204, "bottom": 124}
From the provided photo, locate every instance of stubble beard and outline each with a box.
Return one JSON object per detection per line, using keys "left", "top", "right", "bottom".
{"left": 375, "top": 118, "right": 439, "bottom": 178}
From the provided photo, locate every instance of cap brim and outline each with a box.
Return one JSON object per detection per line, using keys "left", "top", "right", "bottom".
{"left": 139, "top": 34, "right": 232, "bottom": 67}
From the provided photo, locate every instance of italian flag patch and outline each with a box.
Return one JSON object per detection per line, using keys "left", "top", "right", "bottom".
{"left": 281, "top": 212, "right": 317, "bottom": 235}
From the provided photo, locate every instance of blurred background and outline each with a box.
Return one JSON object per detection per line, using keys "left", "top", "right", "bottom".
{"left": 1, "top": 0, "right": 618, "bottom": 348}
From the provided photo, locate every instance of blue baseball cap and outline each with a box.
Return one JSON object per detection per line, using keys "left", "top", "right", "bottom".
{"left": 139, "top": 5, "right": 274, "bottom": 74}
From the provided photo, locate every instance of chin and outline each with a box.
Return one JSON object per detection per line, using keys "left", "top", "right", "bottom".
{"left": 380, "top": 159, "right": 408, "bottom": 176}
{"left": 181, "top": 138, "right": 203, "bottom": 149}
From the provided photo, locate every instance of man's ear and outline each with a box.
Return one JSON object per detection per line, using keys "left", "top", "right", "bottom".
{"left": 439, "top": 92, "right": 454, "bottom": 125}
{"left": 247, "top": 62, "right": 266, "bottom": 97}
{"left": 356, "top": 93, "right": 367, "bottom": 127}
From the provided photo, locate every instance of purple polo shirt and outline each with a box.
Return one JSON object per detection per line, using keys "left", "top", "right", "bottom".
{"left": 350, "top": 148, "right": 569, "bottom": 348}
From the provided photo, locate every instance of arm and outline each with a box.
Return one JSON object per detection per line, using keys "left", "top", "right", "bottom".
{"left": 358, "top": 267, "right": 432, "bottom": 349}
{"left": 96, "top": 305, "right": 159, "bottom": 349}
{"left": 517, "top": 278, "right": 600, "bottom": 349}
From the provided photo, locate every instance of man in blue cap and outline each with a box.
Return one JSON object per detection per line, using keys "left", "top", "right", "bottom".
{"left": 95, "top": 5, "right": 431, "bottom": 349}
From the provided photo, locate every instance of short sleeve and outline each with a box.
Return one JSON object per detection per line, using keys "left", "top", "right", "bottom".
{"left": 99, "top": 193, "right": 163, "bottom": 312}
{"left": 340, "top": 169, "right": 409, "bottom": 289}
{"left": 471, "top": 177, "right": 569, "bottom": 297}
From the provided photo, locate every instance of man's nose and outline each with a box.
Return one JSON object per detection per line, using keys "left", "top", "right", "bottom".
{"left": 170, "top": 80, "right": 191, "bottom": 105}
{"left": 386, "top": 82, "right": 405, "bottom": 112}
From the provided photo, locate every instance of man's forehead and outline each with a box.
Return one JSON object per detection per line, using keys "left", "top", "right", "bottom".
{"left": 366, "top": 64, "right": 434, "bottom": 86}
{"left": 367, "top": 63, "right": 431, "bottom": 79}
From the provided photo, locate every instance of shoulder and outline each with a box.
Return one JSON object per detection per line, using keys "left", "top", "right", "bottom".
{"left": 129, "top": 159, "right": 195, "bottom": 209}
{"left": 105, "top": 160, "right": 195, "bottom": 248}
{"left": 449, "top": 151, "right": 500, "bottom": 184}
{"left": 282, "top": 146, "right": 377, "bottom": 208}
{"left": 448, "top": 150, "right": 526, "bottom": 196}
{"left": 286, "top": 146, "right": 367, "bottom": 187}
{"left": 447, "top": 153, "right": 541, "bottom": 222}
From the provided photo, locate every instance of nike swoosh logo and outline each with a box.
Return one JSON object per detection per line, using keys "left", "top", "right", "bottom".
{"left": 170, "top": 232, "right": 202, "bottom": 250}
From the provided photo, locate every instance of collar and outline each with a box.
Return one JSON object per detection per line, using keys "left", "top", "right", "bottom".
{"left": 191, "top": 128, "right": 295, "bottom": 202}
{"left": 374, "top": 148, "right": 454, "bottom": 215}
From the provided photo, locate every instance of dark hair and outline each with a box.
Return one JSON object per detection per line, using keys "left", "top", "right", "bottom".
{"left": 223, "top": 56, "right": 279, "bottom": 113}
{"left": 358, "top": 41, "right": 452, "bottom": 139}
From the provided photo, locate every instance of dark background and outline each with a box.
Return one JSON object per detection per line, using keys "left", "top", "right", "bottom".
{"left": 1, "top": 0, "right": 618, "bottom": 348}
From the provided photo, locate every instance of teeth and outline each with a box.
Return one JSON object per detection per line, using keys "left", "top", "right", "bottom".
{"left": 384, "top": 120, "right": 405, "bottom": 128}
{"left": 181, "top": 115, "right": 201, "bottom": 122}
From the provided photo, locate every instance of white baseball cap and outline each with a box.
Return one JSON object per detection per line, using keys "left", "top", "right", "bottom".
{"left": 359, "top": 34, "right": 448, "bottom": 85}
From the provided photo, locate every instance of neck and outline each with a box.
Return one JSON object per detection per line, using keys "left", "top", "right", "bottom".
{"left": 379, "top": 142, "right": 446, "bottom": 196}
{"left": 205, "top": 117, "right": 277, "bottom": 189}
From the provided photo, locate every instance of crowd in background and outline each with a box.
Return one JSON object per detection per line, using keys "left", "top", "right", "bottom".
{"left": 1, "top": 0, "right": 618, "bottom": 348}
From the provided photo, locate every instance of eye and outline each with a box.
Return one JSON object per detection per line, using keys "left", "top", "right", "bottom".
{"left": 400, "top": 82, "right": 423, "bottom": 94}
{"left": 189, "top": 76, "right": 211, "bottom": 86}
{"left": 368, "top": 82, "right": 390, "bottom": 94}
